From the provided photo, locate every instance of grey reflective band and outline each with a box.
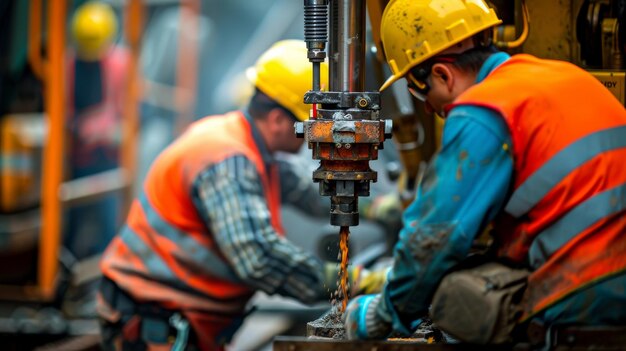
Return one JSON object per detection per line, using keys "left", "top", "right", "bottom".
{"left": 137, "top": 192, "right": 242, "bottom": 283}
{"left": 119, "top": 224, "right": 250, "bottom": 308}
{"left": 528, "top": 182, "right": 626, "bottom": 268}
{"left": 505, "top": 125, "right": 626, "bottom": 218}
{"left": 120, "top": 225, "right": 178, "bottom": 281}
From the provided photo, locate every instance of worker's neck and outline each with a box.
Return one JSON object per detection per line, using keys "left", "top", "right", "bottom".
{"left": 252, "top": 118, "right": 277, "bottom": 154}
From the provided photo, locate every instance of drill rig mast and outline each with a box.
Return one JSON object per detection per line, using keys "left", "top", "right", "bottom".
{"left": 297, "top": 0, "right": 392, "bottom": 229}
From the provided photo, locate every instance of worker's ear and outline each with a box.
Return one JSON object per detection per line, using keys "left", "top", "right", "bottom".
{"left": 266, "top": 108, "right": 286, "bottom": 130}
{"left": 432, "top": 63, "right": 454, "bottom": 92}
{"left": 271, "top": 108, "right": 295, "bottom": 128}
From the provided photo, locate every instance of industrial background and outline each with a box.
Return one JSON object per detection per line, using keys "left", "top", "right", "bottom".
{"left": 0, "top": 0, "right": 624, "bottom": 350}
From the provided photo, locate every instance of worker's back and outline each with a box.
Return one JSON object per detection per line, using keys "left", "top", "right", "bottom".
{"left": 453, "top": 53, "right": 626, "bottom": 319}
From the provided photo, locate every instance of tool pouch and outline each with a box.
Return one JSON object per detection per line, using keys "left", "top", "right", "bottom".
{"left": 430, "top": 261, "right": 529, "bottom": 344}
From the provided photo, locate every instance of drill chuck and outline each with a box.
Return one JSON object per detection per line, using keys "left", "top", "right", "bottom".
{"left": 330, "top": 196, "right": 359, "bottom": 227}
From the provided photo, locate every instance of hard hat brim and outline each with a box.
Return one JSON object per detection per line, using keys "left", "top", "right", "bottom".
{"left": 379, "top": 19, "right": 502, "bottom": 92}
{"left": 245, "top": 67, "right": 257, "bottom": 85}
{"left": 379, "top": 75, "right": 399, "bottom": 92}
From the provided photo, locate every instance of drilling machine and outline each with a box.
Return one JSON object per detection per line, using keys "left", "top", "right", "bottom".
{"left": 295, "top": 0, "right": 392, "bottom": 313}
{"left": 297, "top": 0, "right": 392, "bottom": 229}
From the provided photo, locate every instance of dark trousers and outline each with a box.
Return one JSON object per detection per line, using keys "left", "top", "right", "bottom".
{"left": 98, "top": 277, "right": 200, "bottom": 351}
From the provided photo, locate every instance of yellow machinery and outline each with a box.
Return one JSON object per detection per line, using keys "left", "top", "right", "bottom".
{"left": 494, "top": 0, "right": 626, "bottom": 105}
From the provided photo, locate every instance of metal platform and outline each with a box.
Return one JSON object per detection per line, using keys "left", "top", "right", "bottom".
{"left": 273, "top": 336, "right": 529, "bottom": 351}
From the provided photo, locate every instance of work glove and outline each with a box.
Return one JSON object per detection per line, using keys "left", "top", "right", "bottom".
{"left": 343, "top": 294, "right": 392, "bottom": 340}
{"left": 361, "top": 193, "right": 403, "bottom": 227}
{"left": 322, "top": 263, "right": 389, "bottom": 297}
{"left": 352, "top": 266, "right": 390, "bottom": 295}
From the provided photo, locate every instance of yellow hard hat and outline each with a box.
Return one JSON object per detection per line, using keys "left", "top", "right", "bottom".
{"left": 246, "top": 40, "right": 328, "bottom": 121}
{"left": 379, "top": 0, "right": 501, "bottom": 91}
{"left": 71, "top": 2, "right": 118, "bottom": 61}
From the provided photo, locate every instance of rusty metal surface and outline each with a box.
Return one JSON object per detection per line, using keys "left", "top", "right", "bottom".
{"left": 304, "top": 120, "right": 385, "bottom": 144}
{"left": 312, "top": 169, "right": 377, "bottom": 181}
{"left": 273, "top": 336, "right": 527, "bottom": 351}
{"left": 304, "top": 90, "right": 381, "bottom": 108}
{"left": 312, "top": 144, "right": 379, "bottom": 162}
{"left": 306, "top": 307, "right": 345, "bottom": 339}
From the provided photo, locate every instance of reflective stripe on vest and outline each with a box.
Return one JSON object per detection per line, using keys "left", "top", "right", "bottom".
{"left": 118, "top": 192, "right": 242, "bottom": 284}
{"left": 119, "top": 224, "right": 178, "bottom": 282}
{"left": 529, "top": 181, "right": 626, "bottom": 268}
{"left": 505, "top": 125, "right": 626, "bottom": 218}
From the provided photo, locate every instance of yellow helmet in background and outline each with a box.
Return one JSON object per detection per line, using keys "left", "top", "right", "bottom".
{"left": 71, "top": 1, "right": 118, "bottom": 61}
{"left": 246, "top": 40, "right": 328, "bottom": 122}
{"left": 379, "top": 0, "right": 501, "bottom": 91}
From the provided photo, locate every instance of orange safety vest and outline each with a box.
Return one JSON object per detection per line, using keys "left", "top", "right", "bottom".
{"left": 450, "top": 54, "right": 626, "bottom": 318}
{"left": 100, "top": 111, "right": 283, "bottom": 334}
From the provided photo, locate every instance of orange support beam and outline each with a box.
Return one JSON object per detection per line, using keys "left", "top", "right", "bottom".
{"left": 39, "top": 0, "right": 67, "bottom": 299}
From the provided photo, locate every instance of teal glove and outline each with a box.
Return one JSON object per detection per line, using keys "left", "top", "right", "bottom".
{"left": 343, "top": 294, "right": 391, "bottom": 340}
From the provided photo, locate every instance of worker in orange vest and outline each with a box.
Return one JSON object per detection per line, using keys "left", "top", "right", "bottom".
{"left": 345, "top": 0, "right": 626, "bottom": 346}
{"left": 97, "top": 40, "right": 385, "bottom": 351}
